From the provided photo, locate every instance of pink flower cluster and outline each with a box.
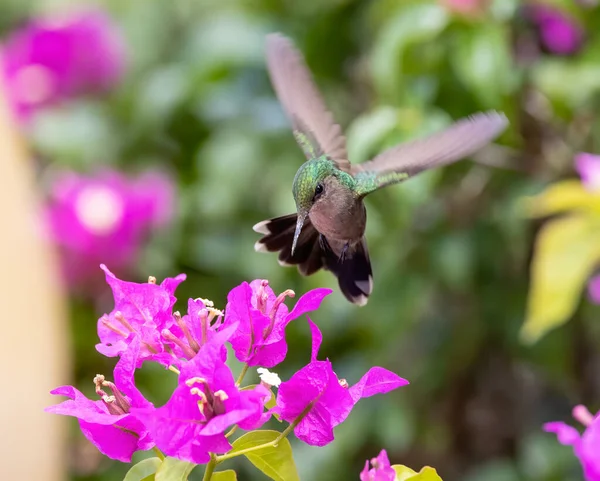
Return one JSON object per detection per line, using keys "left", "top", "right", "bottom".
{"left": 545, "top": 405, "right": 600, "bottom": 481}
{"left": 44, "top": 169, "right": 174, "bottom": 288}
{"left": 575, "top": 153, "right": 600, "bottom": 304}
{"left": 47, "top": 269, "right": 408, "bottom": 464}
{"left": 1, "top": 8, "right": 126, "bottom": 120}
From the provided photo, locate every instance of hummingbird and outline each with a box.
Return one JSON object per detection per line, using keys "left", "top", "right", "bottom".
{"left": 253, "top": 33, "right": 508, "bottom": 306}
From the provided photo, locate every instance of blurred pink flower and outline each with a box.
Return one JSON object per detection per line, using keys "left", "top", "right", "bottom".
{"left": 44, "top": 169, "right": 175, "bottom": 288}
{"left": 1, "top": 8, "right": 126, "bottom": 120}
{"left": 527, "top": 4, "right": 584, "bottom": 55}
{"left": 575, "top": 153, "right": 600, "bottom": 191}
{"left": 573, "top": 153, "right": 600, "bottom": 304}
{"left": 545, "top": 405, "right": 600, "bottom": 481}
{"left": 360, "top": 450, "right": 396, "bottom": 481}
{"left": 442, "top": 0, "right": 487, "bottom": 16}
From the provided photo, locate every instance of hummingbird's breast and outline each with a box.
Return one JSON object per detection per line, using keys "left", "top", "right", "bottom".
{"left": 308, "top": 177, "right": 366, "bottom": 244}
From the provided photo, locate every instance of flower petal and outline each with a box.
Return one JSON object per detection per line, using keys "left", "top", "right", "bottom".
{"left": 575, "top": 153, "right": 600, "bottom": 191}
{"left": 285, "top": 288, "right": 332, "bottom": 324}
{"left": 349, "top": 367, "right": 409, "bottom": 404}
{"left": 544, "top": 421, "right": 581, "bottom": 446}
{"left": 307, "top": 317, "right": 323, "bottom": 362}
{"left": 46, "top": 386, "right": 125, "bottom": 425}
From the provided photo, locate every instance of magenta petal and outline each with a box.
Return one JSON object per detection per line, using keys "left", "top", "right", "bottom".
{"left": 275, "top": 361, "right": 329, "bottom": 421}
{"left": 575, "top": 153, "right": 600, "bottom": 191}
{"left": 307, "top": 318, "right": 323, "bottom": 362}
{"left": 248, "top": 337, "right": 287, "bottom": 368}
{"left": 46, "top": 386, "right": 122, "bottom": 425}
{"left": 360, "top": 449, "right": 396, "bottom": 481}
{"left": 113, "top": 337, "right": 152, "bottom": 408}
{"left": 317, "top": 363, "right": 354, "bottom": 426}
{"left": 588, "top": 275, "right": 600, "bottom": 304}
{"left": 78, "top": 419, "right": 140, "bottom": 462}
{"left": 349, "top": 367, "right": 409, "bottom": 404}
{"left": 580, "top": 418, "right": 600, "bottom": 481}
{"left": 46, "top": 384, "right": 152, "bottom": 461}
{"left": 285, "top": 288, "right": 332, "bottom": 324}
{"left": 294, "top": 402, "right": 335, "bottom": 446}
{"left": 202, "top": 406, "right": 259, "bottom": 436}
{"left": 544, "top": 422, "right": 581, "bottom": 446}
{"left": 95, "top": 340, "right": 127, "bottom": 357}
{"left": 360, "top": 460, "right": 371, "bottom": 481}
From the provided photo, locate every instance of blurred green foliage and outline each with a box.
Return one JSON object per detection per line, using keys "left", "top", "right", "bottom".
{"left": 6, "top": 0, "right": 600, "bottom": 479}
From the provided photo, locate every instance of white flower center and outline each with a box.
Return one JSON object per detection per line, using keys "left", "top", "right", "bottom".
{"left": 75, "top": 186, "right": 125, "bottom": 236}
{"left": 257, "top": 368, "right": 281, "bottom": 388}
{"left": 12, "top": 64, "right": 55, "bottom": 105}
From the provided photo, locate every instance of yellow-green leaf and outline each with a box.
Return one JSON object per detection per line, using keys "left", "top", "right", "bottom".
{"left": 522, "top": 214, "right": 600, "bottom": 343}
{"left": 392, "top": 465, "right": 443, "bottom": 480}
{"left": 124, "top": 458, "right": 162, "bottom": 481}
{"left": 520, "top": 180, "right": 600, "bottom": 218}
{"left": 230, "top": 430, "right": 299, "bottom": 481}
{"left": 212, "top": 470, "right": 237, "bottom": 481}
{"left": 155, "top": 457, "right": 195, "bottom": 481}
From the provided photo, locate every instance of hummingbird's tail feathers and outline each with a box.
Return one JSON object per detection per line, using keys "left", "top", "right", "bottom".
{"left": 253, "top": 214, "right": 324, "bottom": 274}
{"left": 322, "top": 237, "right": 373, "bottom": 306}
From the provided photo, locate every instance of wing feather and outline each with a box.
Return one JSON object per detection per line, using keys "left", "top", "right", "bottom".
{"left": 352, "top": 111, "right": 508, "bottom": 177}
{"left": 266, "top": 33, "right": 351, "bottom": 171}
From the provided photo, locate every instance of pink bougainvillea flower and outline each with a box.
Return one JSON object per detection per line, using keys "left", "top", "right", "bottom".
{"left": 161, "top": 298, "right": 224, "bottom": 361}
{"left": 1, "top": 8, "right": 126, "bottom": 120}
{"left": 133, "top": 324, "right": 271, "bottom": 464}
{"left": 96, "top": 264, "right": 185, "bottom": 365}
{"left": 544, "top": 405, "right": 600, "bottom": 481}
{"left": 46, "top": 337, "right": 153, "bottom": 462}
{"left": 526, "top": 4, "right": 584, "bottom": 55}
{"left": 360, "top": 450, "right": 396, "bottom": 481}
{"left": 43, "top": 169, "right": 175, "bottom": 288}
{"left": 573, "top": 153, "right": 600, "bottom": 304}
{"left": 223, "top": 279, "right": 331, "bottom": 367}
{"left": 575, "top": 153, "right": 600, "bottom": 191}
{"left": 274, "top": 319, "right": 408, "bottom": 447}
{"left": 587, "top": 276, "right": 600, "bottom": 304}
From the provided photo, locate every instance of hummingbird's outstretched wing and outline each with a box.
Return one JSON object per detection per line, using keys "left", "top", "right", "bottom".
{"left": 352, "top": 111, "right": 508, "bottom": 182}
{"left": 266, "top": 33, "right": 351, "bottom": 172}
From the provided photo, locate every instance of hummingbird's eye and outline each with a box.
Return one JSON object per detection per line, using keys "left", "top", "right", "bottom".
{"left": 313, "top": 183, "right": 324, "bottom": 201}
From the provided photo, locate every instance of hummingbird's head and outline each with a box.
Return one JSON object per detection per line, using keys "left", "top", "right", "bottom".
{"left": 290, "top": 159, "right": 335, "bottom": 255}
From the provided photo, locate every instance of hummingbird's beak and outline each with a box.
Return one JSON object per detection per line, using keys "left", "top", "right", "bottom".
{"left": 291, "top": 210, "right": 308, "bottom": 256}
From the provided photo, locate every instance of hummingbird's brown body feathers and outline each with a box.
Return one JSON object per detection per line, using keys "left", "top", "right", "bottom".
{"left": 254, "top": 33, "right": 509, "bottom": 305}
{"left": 308, "top": 176, "right": 366, "bottom": 245}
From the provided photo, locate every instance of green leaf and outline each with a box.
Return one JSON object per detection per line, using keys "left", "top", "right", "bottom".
{"left": 520, "top": 180, "right": 600, "bottom": 218}
{"left": 124, "top": 458, "right": 162, "bottom": 481}
{"left": 155, "top": 457, "right": 195, "bottom": 481}
{"left": 371, "top": 3, "right": 449, "bottom": 103}
{"left": 533, "top": 59, "right": 600, "bottom": 109}
{"left": 392, "top": 465, "right": 443, "bottom": 480}
{"left": 212, "top": 470, "right": 237, "bottom": 481}
{"left": 522, "top": 214, "right": 600, "bottom": 343}
{"left": 451, "top": 23, "right": 515, "bottom": 108}
{"left": 230, "top": 430, "right": 299, "bottom": 481}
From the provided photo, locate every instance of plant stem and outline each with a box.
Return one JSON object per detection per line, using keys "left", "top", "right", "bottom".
{"left": 235, "top": 363, "right": 249, "bottom": 386}
{"left": 202, "top": 453, "right": 216, "bottom": 481}
{"left": 152, "top": 446, "right": 165, "bottom": 460}
{"left": 215, "top": 401, "right": 314, "bottom": 463}
{"left": 168, "top": 365, "right": 180, "bottom": 375}
{"left": 225, "top": 425, "right": 238, "bottom": 438}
